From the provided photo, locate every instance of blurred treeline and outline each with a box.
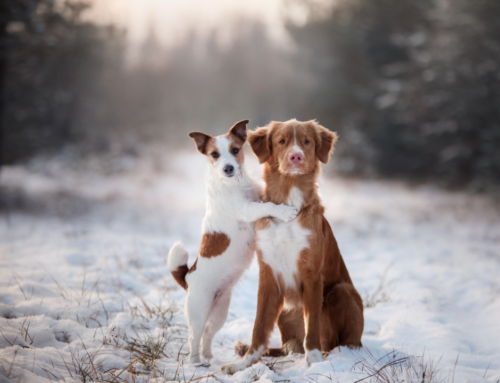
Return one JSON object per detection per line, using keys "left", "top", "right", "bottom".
{"left": 1, "top": 0, "right": 499, "bottom": 191}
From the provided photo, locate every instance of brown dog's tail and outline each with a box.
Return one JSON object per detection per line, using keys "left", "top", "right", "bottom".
{"left": 167, "top": 241, "right": 189, "bottom": 290}
{"left": 234, "top": 342, "right": 288, "bottom": 358}
{"left": 263, "top": 348, "right": 287, "bottom": 357}
{"left": 235, "top": 342, "right": 250, "bottom": 356}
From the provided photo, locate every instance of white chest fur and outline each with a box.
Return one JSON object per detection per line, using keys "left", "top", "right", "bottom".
{"left": 256, "top": 187, "right": 311, "bottom": 290}
{"left": 287, "top": 186, "right": 304, "bottom": 210}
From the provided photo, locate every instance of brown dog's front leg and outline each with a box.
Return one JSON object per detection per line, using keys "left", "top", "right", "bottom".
{"left": 301, "top": 269, "right": 324, "bottom": 364}
{"left": 221, "top": 263, "right": 283, "bottom": 374}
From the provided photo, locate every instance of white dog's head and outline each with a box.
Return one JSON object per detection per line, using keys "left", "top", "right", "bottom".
{"left": 189, "top": 120, "right": 248, "bottom": 182}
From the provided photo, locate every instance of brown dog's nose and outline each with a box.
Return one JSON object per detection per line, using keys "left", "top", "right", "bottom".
{"left": 289, "top": 152, "right": 303, "bottom": 164}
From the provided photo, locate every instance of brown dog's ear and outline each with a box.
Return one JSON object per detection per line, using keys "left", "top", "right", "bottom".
{"left": 248, "top": 127, "right": 271, "bottom": 164}
{"left": 188, "top": 132, "right": 212, "bottom": 154}
{"left": 229, "top": 120, "right": 249, "bottom": 142}
{"left": 313, "top": 122, "right": 338, "bottom": 164}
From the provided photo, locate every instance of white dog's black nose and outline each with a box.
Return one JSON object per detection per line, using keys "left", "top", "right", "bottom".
{"left": 223, "top": 164, "right": 234, "bottom": 176}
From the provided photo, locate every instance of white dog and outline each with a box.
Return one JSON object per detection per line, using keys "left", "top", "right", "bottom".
{"left": 167, "top": 120, "right": 298, "bottom": 363}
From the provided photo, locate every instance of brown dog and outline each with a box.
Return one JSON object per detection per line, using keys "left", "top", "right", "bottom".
{"left": 222, "top": 119, "right": 363, "bottom": 374}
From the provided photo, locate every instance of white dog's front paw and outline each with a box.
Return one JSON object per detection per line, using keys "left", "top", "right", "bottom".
{"left": 306, "top": 349, "right": 323, "bottom": 365}
{"left": 275, "top": 204, "right": 298, "bottom": 222}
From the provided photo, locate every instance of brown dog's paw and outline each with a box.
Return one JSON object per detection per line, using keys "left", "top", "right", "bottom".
{"left": 234, "top": 341, "right": 249, "bottom": 356}
{"left": 346, "top": 342, "right": 363, "bottom": 350}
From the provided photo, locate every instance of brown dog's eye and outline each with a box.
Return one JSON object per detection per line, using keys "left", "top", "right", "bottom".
{"left": 304, "top": 139, "right": 310, "bottom": 145}
{"left": 211, "top": 152, "right": 220, "bottom": 159}
{"left": 231, "top": 148, "right": 239, "bottom": 155}
{"left": 279, "top": 139, "right": 286, "bottom": 144}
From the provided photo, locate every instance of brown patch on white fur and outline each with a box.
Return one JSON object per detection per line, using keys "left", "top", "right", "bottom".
{"left": 188, "top": 132, "right": 212, "bottom": 154}
{"left": 220, "top": 119, "right": 248, "bottom": 165}
{"left": 229, "top": 120, "right": 248, "bottom": 142}
{"left": 226, "top": 133, "right": 245, "bottom": 165}
{"left": 241, "top": 119, "right": 362, "bottom": 363}
{"left": 189, "top": 120, "right": 248, "bottom": 165}
{"left": 199, "top": 232, "right": 231, "bottom": 258}
{"left": 188, "top": 258, "right": 197, "bottom": 273}
{"left": 171, "top": 265, "right": 189, "bottom": 290}
{"left": 199, "top": 133, "right": 243, "bottom": 166}
{"left": 171, "top": 260, "right": 198, "bottom": 291}
{"left": 204, "top": 139, "right": 220, "bottom": 165}
{"left": 255, "top": 218, "right": 270, "bottom": 231}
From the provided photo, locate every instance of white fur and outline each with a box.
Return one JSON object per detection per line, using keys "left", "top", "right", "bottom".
{"left": 306, "top": 348, "right": 323, "bottom": 364}
{"left": 285, "top": 127, "right": 305, "bottom": 175}
{"left": 287, "top": 186, "right": 304, "bottom": 210}
{"left": 213, "top": 136, "right": 240, "bottom": 179}
{"left": 257, "top": 188, "right": 310, "bottom": 291}
{"left": 221, "top": 345, "right": 265, "bottom": 374}
{"left": 292, "top": 126, "right": 305, "bottom": 156}
{"left": 168, "top": 136, "right": 298, "bottom": 363}
{"left": 167, "top": 241, "right": 188, "bottom": 270}
{"left": 221, "top": 184, "right": 312, "bottom": 374}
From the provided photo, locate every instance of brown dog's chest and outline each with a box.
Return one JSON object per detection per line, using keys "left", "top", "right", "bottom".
{"left": 256, "top": 217, "right": 311, "bottom": 291}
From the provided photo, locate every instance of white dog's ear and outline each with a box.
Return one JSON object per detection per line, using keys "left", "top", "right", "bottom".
{"left": 188, "top": 132, "right": 212, "bottom": 154}
{"left": 248, "top": 126, "right": 271, "bottom": 164}
{"left": 229, "top": 120, "right": 249, "bottom": 142}
{"left": 310, "top": 121, "right": 338, "bottom": 164}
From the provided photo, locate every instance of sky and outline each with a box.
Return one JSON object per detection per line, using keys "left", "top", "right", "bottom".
{"left": 83, "top": 0, "right": 334, "bottom": 50}
{"left": 80, "top": 0, "right": 336, "bottom": 66}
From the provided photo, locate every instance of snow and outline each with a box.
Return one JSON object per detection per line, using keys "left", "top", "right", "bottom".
{"left": 0, "top": 150, "right": 499, "bottom": 383}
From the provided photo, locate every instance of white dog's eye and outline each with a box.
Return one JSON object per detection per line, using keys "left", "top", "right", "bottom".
{"left": 231, "top": 148, "right": 240, "bottom": 155}
{"left": 211, "top": 152, "right": 220, "bottom": 159}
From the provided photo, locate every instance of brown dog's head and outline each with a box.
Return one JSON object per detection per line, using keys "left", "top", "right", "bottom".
{"left": 248, "top": 119, "right": 338, "bottom": 175}
{"left": 188, "top": 120, "right": 248, "bottom": 181}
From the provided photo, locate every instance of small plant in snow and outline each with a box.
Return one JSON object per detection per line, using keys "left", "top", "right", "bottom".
{"left": 349, "top": 349, "right": 446, "bottom": 383}
{"left": 364, "top": 267, "right": 392, "bottom": 308}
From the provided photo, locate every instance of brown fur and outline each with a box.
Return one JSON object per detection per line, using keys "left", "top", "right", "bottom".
{"left": 188, "top": 259, "right": 197, "bottom": 273}
{"left": 245, "top": 119, "right": 363, "bottom": 359}
{"left": 226, "top": 133, "right": 245, "bottom": 166}
{"left": 188, "top": 132, "right": 212, "bottom": 154}
{"left": 188, "top": 120, "right": 248, "bottom": 165}
{"left": 171, "top": 259, "right": 198, "bottom": 290}
{"left": 235, "top": 341, "right": 250, "bottom": 357}
{"left": 200, "top": 232, "right": 231, "bottom": 258}
{"left": 247, "top": 258, "right": 284, "bottom": 353}
{"left": 171, "top": 265, "right": 189, "bottom": 290}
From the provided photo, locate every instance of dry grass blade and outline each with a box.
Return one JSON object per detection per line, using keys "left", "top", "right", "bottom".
{"left": 349, "top": 349, "right": 447, "bottom": 383}
{"left": 0, "top": 327, "right": 14, "bottom": 347}
{"left": 109, "top": 353, "right": 145, "bottom": 383}
{"left": 451, "top": 352, "right": 459, "bottom": 383}
{"left": 87, "top": 275, "right": 102, "bottom": 307}
{"left": 364, "top": 266, "right": 392, "bottom": 308}
{"left": 36, "top": 263, "right": 68, "bottom": 299}
{"left": 12, "top": 273, "right": 32, "bottom": 301}
{"left": 483, "top": 361, "right": 491, "bottom": 378}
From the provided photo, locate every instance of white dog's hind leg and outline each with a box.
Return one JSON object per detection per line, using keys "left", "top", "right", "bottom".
{"left": 201, "top": 291, "right": 231, "bottom": 359}
{"left": 185, "top": 288, "right": 212, "bottom": 363}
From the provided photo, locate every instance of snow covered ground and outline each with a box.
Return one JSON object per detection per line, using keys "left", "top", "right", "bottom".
{"left": 0, "top": 150, "right": 499, "bottom": 383}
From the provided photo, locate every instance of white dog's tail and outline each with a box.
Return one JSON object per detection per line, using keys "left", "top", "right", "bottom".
{"left": 167, "top": 241, "right": 190, "bottom": 290}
